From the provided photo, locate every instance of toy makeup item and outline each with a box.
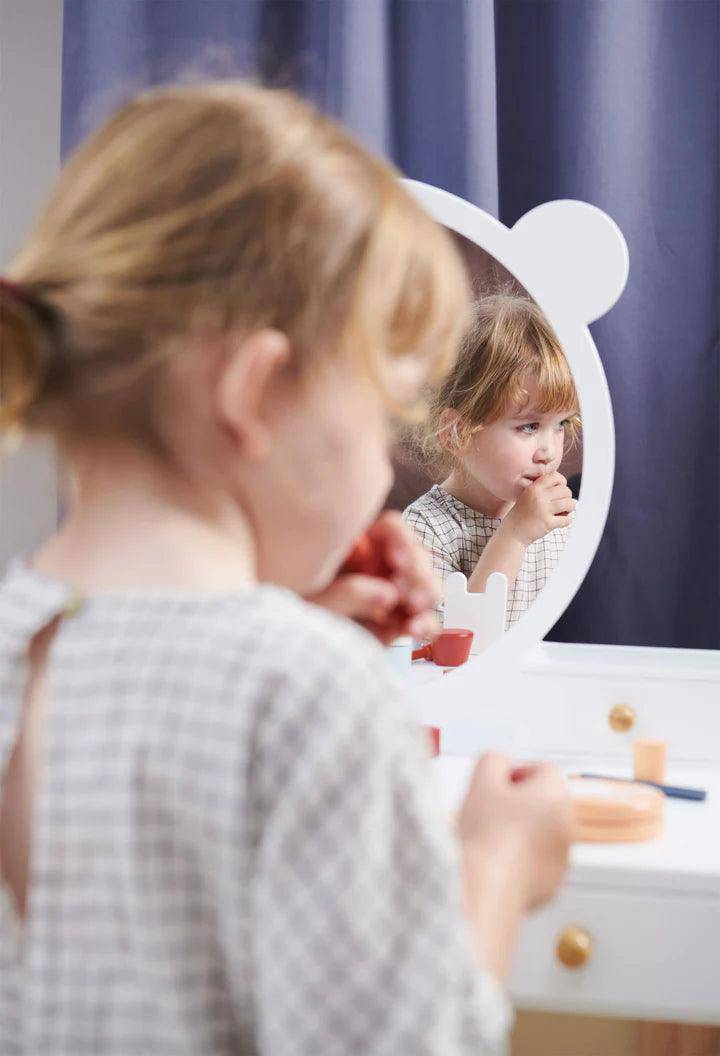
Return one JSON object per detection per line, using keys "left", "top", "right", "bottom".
{"left": 340, "top": 533, "right": 387, "bottom": 578}
{"left": 634, "top": 738, "right": 667, "bottom": 784}
{"left": 568, "top": 776, "right": 664, "bottom": 843}
{"left": 578, "top": 773, "right": 706, "bottom": 802}
{"left": 412, "top": 629, "right": 474, "bottom": 667}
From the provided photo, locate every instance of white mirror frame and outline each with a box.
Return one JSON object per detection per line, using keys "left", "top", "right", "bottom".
{"left": 403, "top": 181, "right": 629, "bottom": 727}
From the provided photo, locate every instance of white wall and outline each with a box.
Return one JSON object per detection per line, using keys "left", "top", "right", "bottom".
{"left": 0, "top": 0, "right": 64, "bottom": 569}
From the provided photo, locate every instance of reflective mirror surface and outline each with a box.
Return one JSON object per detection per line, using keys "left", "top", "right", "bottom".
{"left": 389, "top": 230, "right": 582, "bottom": 634}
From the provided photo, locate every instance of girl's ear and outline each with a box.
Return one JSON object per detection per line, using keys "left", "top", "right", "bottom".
{"left": 216, "top": 329, "right": 290, "bottom": 460}
{"left": 438, "top": 408, "right": 464, "bottom": 453}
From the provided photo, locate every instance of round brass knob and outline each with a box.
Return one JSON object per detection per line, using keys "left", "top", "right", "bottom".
{"left": 556, "top": 925, "right": 593, "bottom": 969}
{"left": 608, "top": 703, "right": 636, "bottom": 732}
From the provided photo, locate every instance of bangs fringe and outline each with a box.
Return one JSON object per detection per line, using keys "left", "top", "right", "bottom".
{"left": 507, "top": 345, "right": 578, "bottom": 415}
{"left": 504, "top": 341, "right": 581, "bottom": 445}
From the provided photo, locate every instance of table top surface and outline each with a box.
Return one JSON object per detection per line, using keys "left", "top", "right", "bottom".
{"left": 432, "top": 755, "right": 720, "bottom": 895}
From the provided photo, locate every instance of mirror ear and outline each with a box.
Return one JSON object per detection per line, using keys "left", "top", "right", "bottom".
{"left": 216, "top": 329, "right": 290, "bottom": 461}
{"left": 510, "top": 200, "right": 628, "bottom": 325}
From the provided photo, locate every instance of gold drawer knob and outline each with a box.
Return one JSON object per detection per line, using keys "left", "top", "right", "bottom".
{"left": 608, "top": 703, "right": 636, "bottom": 732}
{"left": 556, "top": 925, "right": 593, "bottom": 969}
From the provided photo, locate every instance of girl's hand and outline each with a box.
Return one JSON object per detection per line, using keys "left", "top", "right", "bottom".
{"left": 502, "top": 471, "right": 575, "bottom": 547}
{"left": 307, "top": 512, "right": 441, "bottom": 645}
{"left": 456, "top": 753, "right": 572, "bottom": 981}
{"left": 459, "top": 753, "right": 573, "bottom": 912}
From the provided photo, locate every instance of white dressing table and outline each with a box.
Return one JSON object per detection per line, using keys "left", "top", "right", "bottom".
{"left": 408, "top": 645, "right": 720, "bottom": 1025}
{"left": 434, "top": 752, "right": 720, "bottom": 1024}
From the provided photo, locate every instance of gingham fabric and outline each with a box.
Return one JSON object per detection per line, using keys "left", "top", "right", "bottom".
{"left": 404, "top": 484, "right": 569, "bottom": 628}
{"left": 0, "top": 563, "right": 510, "bottom": 1055}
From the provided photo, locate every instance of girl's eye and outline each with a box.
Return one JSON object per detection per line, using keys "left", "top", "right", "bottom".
{"left": 519, "top": 422, "right": 538, "bottom": 434}
{"left": 558, "top": 419, "right": 569, "bottom": 430}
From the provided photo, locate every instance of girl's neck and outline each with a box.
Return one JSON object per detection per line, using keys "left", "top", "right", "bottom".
{"left": 441, "top": 470, "right": 513, "bottom": 520}
{"left": 33, "top": 443, "right": 257, "bottom": 595}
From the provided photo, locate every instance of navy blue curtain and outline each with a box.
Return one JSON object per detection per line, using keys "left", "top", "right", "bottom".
{"left": 61, "top": 0, "right": 719, "bottom": 649}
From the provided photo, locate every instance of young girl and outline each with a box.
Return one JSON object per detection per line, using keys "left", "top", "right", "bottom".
{"left": 404, "top": 294, "right": 580, "bottom": 627}
{"left": 0, "top": 83, "right": 571, "bottom": 1054}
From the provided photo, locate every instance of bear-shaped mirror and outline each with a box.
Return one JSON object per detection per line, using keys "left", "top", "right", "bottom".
{"left": 401, "top": 181, "right": 629, "bottom": 727}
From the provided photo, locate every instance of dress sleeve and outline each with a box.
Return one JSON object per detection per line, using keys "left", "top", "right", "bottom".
{"left": 249, "top": 634, "right": 512, "bottom": 1055}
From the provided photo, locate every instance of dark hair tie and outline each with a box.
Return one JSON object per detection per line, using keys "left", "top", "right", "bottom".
{"left": 0, "top": 277, "right": 68, "bottom": 396}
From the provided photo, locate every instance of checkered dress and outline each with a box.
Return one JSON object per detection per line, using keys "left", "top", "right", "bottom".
{"left": 0, "top": 563, "right": 510, "bottom": 1055}
{"left": 404, "top": 485, "right": 569, "bottom": 627}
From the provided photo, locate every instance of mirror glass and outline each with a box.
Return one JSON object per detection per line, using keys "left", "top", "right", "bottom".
{"left": 386, "top": 229, "right": 582, "bottom": 635}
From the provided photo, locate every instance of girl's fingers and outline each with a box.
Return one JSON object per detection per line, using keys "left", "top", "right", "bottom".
{"left": 391, "top": 577, "right": 440, "bottom": 614}
{"left": 547, "top": 488, "right": 572, "bottom": 504}
{"left": 550, "top": 494, "right": 576, "bottom": 511}
{"left": 368, "top": 513, "right": 427, "bottom": 577}
{"left": 406, "top": 587, "right": 436, "bottom": 612}
{"left": 311, "top": 575, "right": 398, "bottom": 620}
{"left": 375, "top": 611, "right": 438, "bottom": 644}
{"left": 407, "top": 612, "right": 440, "bottom": 640}
{"left": 538, "top": 472, "right": 566, "bottom": 491}
{"left": 366, "top": 510, "right": 410, "bottom": 553}
{"left": 462, "top": 752, "right": 511, "bottom": 805}
{"left": 365, "top": 511, "right": 441, "bottom": 612}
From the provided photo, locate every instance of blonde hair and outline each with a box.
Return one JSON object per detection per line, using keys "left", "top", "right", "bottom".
{"left": 422, "top": 293, "right": 580, "bottom": 474}
{"left": 0, "top": 82, "right": 469, "bottom": 447}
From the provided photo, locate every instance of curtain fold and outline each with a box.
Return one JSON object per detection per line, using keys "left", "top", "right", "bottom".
{"left": 61, "top": 0, "right": 719, "bottom": 648}
{"left": 494, "top": 0, "right": 719, "bottom": 647}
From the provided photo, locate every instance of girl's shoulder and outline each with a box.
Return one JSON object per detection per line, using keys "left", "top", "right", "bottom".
{"left": 403, "top": 483, "right": 447, "bottom": 520}
{"left": 0, "top": 562, "right": 389, "bottom": 700}
{"left": 190, "top": 588, "right": 401, "bottom": 738}
{"left": 403, "top": 483, "right": 471, "bottom": 529}
{"left": 0, "top": 565, "right": 402, "bottom": 773}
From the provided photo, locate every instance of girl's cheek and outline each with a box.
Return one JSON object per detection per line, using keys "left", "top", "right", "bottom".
{"left": 509, "top": 436, "right": 526, "bottom": 460}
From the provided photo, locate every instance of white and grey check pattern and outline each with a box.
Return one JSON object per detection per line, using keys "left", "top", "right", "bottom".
{"left": 404, "top": 485, "right": 569, "bottom": 628}
{"left": 0, "top": 564, "right": 510, "bottom": 1055}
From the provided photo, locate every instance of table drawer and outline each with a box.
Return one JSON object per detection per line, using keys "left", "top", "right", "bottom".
{"left": 510, "top": 886, "right": 720, "bottom": 1023}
